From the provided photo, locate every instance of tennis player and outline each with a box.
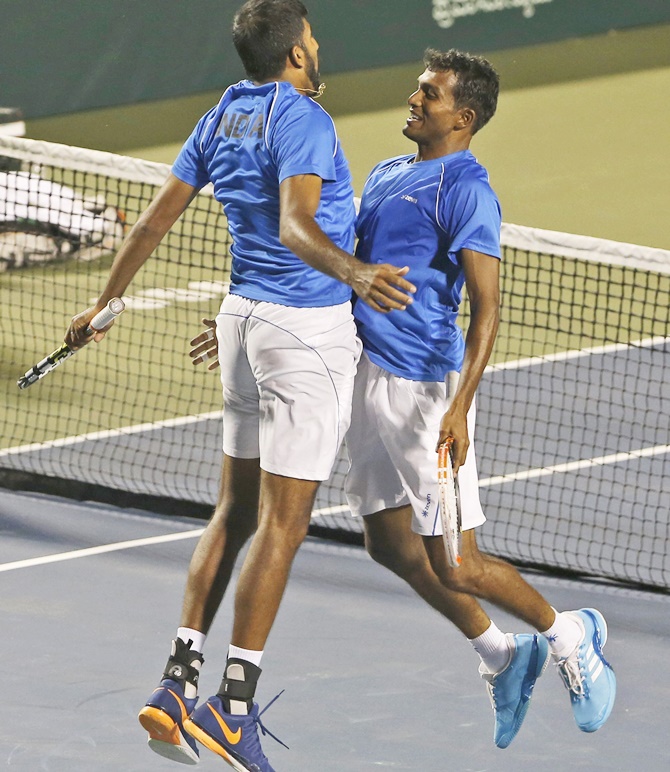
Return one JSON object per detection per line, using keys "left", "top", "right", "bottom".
{"left": 65, "top": 2, "right": 414, "bottom": 770}
{"left": 344, "top": 48, "right": 616, "bottom": 749}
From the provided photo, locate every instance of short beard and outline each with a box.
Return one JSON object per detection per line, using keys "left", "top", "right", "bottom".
{"left": 303, "top": 48, "right": 321, "bottom": 92}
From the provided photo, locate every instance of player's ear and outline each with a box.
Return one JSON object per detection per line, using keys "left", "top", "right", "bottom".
{"left": 456, "top": 107, "right": 476, "bottom": 132}
{"left": 288, "top": 44, "right": 304, "bottom": 70}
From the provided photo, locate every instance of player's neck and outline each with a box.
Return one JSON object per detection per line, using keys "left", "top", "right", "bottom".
{"left": 414, "top": 134, "right": 472, "bottom": 162}
{"left": 265, "top": 68, "right": 315, "bottom": 95}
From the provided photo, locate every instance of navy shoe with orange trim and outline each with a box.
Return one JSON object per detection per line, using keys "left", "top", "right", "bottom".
{"left": 184, "top": 692, "right": 286, "bottom": 772}
{"left": 138, "top": 639, "right": 204, "bottom": 765}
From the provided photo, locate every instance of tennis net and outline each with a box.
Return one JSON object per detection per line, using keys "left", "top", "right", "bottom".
{"left": 1, "top": 136, "right": 668, "bottom": 591}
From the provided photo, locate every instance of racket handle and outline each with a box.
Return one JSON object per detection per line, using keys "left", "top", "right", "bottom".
{"left": 88, "top": 297, "right": 125, "bottom": 332}
{"left": 17, "top": 298, "right": 125, "bottom": 390}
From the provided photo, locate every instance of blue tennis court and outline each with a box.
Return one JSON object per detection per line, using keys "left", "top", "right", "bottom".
{"left": 1, "top": 287, "right": 668, "bottom": 770}
{"left": 1, "top": 486, "right": 668, "bottom": 771}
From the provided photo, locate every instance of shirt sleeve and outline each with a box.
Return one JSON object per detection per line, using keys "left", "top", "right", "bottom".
{"left": 439, "top": 177, "right": 502, "bottom": 261}
{"left": 268, "top": 101, "right": 338, "bottom": 184}
{"left": 171, "top": 109, "right": 215, "bottom": 190}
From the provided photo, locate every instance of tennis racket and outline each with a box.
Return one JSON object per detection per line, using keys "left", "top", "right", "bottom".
{"left": 437, "top": 436, "right": 462, "bottom": 567}
{"left": 17, "top": 297, "right": 125, "bottom": 390}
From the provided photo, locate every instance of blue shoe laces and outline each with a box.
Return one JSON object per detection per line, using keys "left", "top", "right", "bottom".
{"left": 254, "top": 690, "right": 289, "bottom": 750}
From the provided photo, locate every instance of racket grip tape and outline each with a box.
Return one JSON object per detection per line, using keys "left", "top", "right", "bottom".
{"left": 88, "top": 297, "right": 125, "bottom": 332}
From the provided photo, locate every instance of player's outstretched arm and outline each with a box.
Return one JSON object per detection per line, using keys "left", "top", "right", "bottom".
{"left": 279, "top": 174, "right": 415, "bottom": 312}
{"left": 65, "top": 174, "right": 200, "bottom": 350}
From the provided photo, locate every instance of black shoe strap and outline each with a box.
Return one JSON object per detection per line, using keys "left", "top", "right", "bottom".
{"left": 218, "top": 658, "right": 262, "bottom": 702}
{"left": 162, "top": 638, "right": 204, "bottom": 688}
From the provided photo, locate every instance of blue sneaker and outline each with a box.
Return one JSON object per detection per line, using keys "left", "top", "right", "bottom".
{"left": 555, "top": 608, "right": 616, "bottom": 732}
{"left": 480, "top": 633, "right": 550, "bottom": 749}
{"left": 183, "top": 692, "right": 286, "bottom": 772}
{"left": 138, "top": 639, "right": 204, "bottom": 765}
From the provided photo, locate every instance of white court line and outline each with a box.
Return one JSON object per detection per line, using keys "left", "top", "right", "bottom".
{"left": 479, "top": 444, "right": 670, "bottom": 487}
{"left": 311, "top": 444, "right": 670, "bottom": 503}
{"left": 486, "top": 335, "right": 668, "bottom": 372}
{"left": 0, "top": 528, "right": 206, "bottom": 573}
{"left": 0, "top": 500, "right": 352, "bottom": 573}
{"left": 1, "top": 336, "right": 666, "bottom": 458}
{"left": 0, "top": 411, "right": 224, "bottom": 457}
{"left": 0, "top": 501, "right": 343, "bottom": 573}
{"left": 2, "top": 441, "right": 667, "bottom": 574}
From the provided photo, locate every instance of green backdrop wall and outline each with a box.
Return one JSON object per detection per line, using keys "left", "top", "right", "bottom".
{"left": 3, "top": 0, "right": 670, "bottom": 118}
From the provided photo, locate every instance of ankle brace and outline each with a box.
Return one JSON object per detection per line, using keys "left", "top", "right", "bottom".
{"left": 162, "top": 637, "right": 204, "bottom": 692}
{"left": 218, "top": 658, "right": 262, "bottom": 713}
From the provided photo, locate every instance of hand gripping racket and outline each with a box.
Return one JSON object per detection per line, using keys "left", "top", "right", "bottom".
{"left": 17, "top": 298, "right": 125, "bottom": 390}
{"left": 437, "top": 436, "right": 462, "bottom": 567}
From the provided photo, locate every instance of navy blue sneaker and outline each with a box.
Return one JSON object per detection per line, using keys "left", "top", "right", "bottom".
{"left": 184, "top": 692, "right": 286, "bottom": 772}
{"left": 555, "top": 608, "right": 616, "bottom": 732}
{"left": 480, "top": 633, "right": 550, "bottom": 749}
{"left": 138, "top": 639, "right": 204, "bottom": 765}
{"left": 139, "top": 679, "right": 199, "bottom": 764}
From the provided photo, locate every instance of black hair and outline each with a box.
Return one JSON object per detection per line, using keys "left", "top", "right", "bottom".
{"left": 423, "top": 48, "right": 499, "bottom": 133}
{"left": 232, "top": 0, "right": 309, "bottom": 82}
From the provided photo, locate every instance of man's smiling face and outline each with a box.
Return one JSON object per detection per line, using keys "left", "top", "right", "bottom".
{"left": 403, "top": 68, "right": 470, "bottom": 156}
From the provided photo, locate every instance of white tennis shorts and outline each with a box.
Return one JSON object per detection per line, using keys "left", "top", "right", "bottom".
{"left": 345, "top": 352, "right": 486, "bottom": 535}
{"left": 216, "top": 293, "right": 361, "bottom": 481}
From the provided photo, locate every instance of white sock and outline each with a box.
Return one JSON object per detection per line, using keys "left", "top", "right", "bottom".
{"left": 177, "top": 626, "right": 207, "bottom": 654}
{"left": 541, "top": 609, "right": 583, "bottom": 659}
{"left": 228, "top": 644, "right": 264, "bottom": 667}
{"left": 469, "top": 621, "right": 512, "bottom": 674}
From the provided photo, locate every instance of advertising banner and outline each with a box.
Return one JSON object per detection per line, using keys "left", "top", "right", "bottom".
{"left": 2, "top": 0, "right": 670, "bottom": 117}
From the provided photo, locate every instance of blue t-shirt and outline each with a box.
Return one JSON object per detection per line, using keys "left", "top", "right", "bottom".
{"left": 172, "top": 80, "right": 355, "bottom": 307}
{"left": 354, "top": 150, "right": 501, "bottom": 381}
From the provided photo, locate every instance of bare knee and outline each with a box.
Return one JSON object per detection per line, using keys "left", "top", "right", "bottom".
{"left": 440, "top": 559, "right": 487, "bottom": 594}
{"left": 256, "top": 508, "right": 312, "bottom": 556}
{"left": 366, "top": 538, "right": 400, "bottom": 572}
{"left": 249, "top": 471, "right": 318, "bottom": 554}
{"left": 366, "top": 532, "right": 431, "bottom": 583}
{"left": 210, "top": 499, "right": 258, "bottom": 546}
{"left": 424, "top": 536, "right": 486, "bottom": 594}
{"left": 363, "top": 507, "right": 431, "bottom": 578}
{"left": 211, "top": 455, "right": 261, "bottom": 546}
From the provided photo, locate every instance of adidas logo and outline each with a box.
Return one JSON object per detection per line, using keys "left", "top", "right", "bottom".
{"left": 585, "top": 643, "right": 604, "bottom": 683}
